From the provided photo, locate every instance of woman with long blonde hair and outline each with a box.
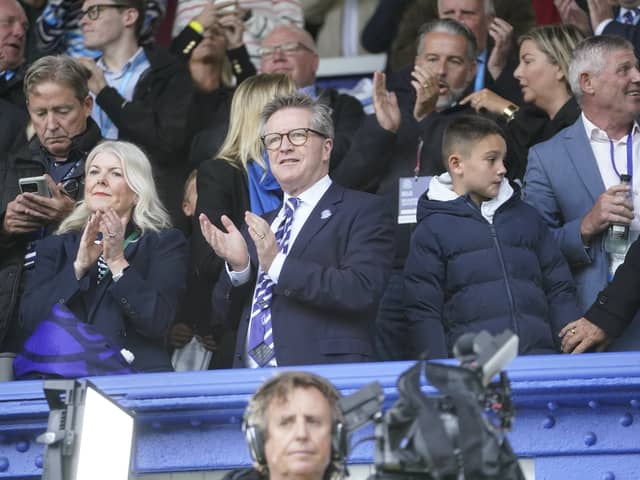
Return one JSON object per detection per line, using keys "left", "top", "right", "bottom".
{"left": 20, "top": 141, "right": 188, "bottom": 374}
{"left": 461, "top": 24, "right": 585, "bottom": 179}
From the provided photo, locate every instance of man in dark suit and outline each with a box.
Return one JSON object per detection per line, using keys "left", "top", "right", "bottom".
{"left": 199, "top": 93, "right": 394, "bottom": 368}
{"left": 523, "top": 35, "right": 640, "bottom": 352}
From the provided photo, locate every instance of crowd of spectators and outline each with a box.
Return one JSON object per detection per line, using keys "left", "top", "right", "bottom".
{"left": 2, "top": 0, "right": 640, "bottom": 379}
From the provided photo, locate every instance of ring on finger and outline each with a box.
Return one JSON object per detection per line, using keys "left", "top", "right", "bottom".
{"left": 570, "top": 328, "right": 576, "bottom": 335}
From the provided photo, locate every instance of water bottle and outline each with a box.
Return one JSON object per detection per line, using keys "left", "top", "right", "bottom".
{"left": 604, "top": 174, "right": 632, "bottom": 280}
{"left": 604, "top": 174, "right": 632, "bottom": 254}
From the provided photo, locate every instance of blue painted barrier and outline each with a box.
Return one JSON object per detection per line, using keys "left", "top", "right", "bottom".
{"left": 0, "top": 352, "right": 639, "bottom": 479}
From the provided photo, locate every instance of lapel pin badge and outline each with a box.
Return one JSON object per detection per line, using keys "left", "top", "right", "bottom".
{"left": 320, "top": 209, "right": 332, "bottom": 220}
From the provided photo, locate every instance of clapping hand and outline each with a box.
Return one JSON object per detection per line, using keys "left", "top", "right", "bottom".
{"left": 372, "top": 71, "right": 401, "bottom": 133}
{"left": 411, "top": 63, "right": 439, "bottom": 121}
{"left": 199, "top": 213, "right": 249, "bottom": 271}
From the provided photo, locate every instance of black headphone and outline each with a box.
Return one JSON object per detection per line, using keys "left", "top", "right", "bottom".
{"left": 242, "top": 408, "right": 347, "bottom": 467}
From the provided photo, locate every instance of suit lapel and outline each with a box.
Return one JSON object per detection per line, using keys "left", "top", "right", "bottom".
{"left": 287, "top": 183, "right": 343, "bottom": 258}
{"left": 564, "top": 118, "right": 606, "bottom": 203}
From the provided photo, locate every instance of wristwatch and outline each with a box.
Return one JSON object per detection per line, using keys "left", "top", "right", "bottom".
{"left": 503, "top": 104, "right": 519, "bottom": 123}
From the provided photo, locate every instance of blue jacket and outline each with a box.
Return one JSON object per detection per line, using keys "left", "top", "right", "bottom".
{"left": 404, "top": 178, "right": 579, "bottom": 358}
{"left": 20, "top": 228, "right": 188, "bottom": 372}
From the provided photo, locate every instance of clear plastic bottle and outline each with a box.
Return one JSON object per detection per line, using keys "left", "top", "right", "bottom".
{"left": 605, "top": 174, "right": 632, "bottom": 280}
{"left": 604, "top": 174, "right": 632, "bottom": 254}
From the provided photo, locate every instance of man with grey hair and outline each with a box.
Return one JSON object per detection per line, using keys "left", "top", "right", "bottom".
{"left": 0, "top": 55, "right": 102, "bottom": 355}
{"left": 524, "top": 35, "right": 640, "bottom": 353}
{"left": 199, "top": 93, "right": 394, "bottom": 368}
{"left": 258, "top": 24, "right": 364, "bottom": 173}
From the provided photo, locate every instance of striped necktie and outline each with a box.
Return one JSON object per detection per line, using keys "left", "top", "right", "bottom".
{"left": 247, "top": 197, "right": 299, "bottom": 366}
{"left": 97, "top": 255, "right": 109, "bottom": 283}
{"left": 622, "top": 9, "right": 639, "bottom": 24}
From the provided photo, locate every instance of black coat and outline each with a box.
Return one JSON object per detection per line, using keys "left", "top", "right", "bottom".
{"left": 0, "top": 98, "right": 28, "bottom": 157}
{"left": 504, "top": 97, "right": 581, "bottom": 180}
{"left": 0, "top": 64, "right": 26, "bottom": 109}
{"left": 0, "top": 119, "right": 102, "bottom": 350}
{"left": 188, "top": 158, "right": 250, "bottom": 368}
{"left": 586, "top": 237, "right": 640, "bottom": 338}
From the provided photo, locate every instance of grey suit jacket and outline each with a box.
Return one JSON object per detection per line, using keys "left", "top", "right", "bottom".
{"left": 523, "top": 116, "right": 608, "bottom": 314}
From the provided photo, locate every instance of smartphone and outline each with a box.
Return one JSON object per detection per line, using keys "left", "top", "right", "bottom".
{"left": 19, "top": 175, "right": 51, "bottom": 197}
{"left": 214, "top": 0, "right": 236, "bottom": 14}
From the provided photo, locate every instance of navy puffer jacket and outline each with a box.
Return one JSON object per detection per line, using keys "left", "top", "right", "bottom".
{"left": 404, "top": 179, "right": 579, "bottom": 358}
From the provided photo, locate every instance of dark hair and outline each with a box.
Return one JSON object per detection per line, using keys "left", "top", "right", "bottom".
{"left": 416, "top": 18, "right": 477, "bottom": 61}
{"left": 442, "top": 115, "right": 505, "bottom": 170}
{"left": 118, "top": 0, "right": 145, "bottom": 38}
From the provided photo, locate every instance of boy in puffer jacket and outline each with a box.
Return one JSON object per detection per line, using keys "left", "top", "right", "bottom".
{"left": 404, "top": 115, "right": 579, "bottom": 359}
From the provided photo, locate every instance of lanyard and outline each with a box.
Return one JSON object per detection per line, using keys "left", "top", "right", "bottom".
{"left": 609, "top": 130, "right": 634, "bottom": 179}
{"left": 414, "top": 138, "right": 424, "bottom": 178}
{"left": 474, "top": 49, "right": 487, "bottom": 92}
{"left": 60, "top": 158, "right": 83, "bottom": 182}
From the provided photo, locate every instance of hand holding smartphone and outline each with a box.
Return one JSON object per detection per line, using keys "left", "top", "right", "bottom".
{"left": 18, "top": 175, "right": 52, "bottom": 198}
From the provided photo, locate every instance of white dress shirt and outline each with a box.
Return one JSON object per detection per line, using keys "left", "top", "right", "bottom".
{"left": 582, "top": 113, "right": 640, "bottom": 234}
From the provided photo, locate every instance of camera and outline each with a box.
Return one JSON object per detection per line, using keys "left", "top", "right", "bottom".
{"left": 19, "top": 175, "right": 51, "bottom": 197}
{"left": 339, "top": 330, "right": 524, "bottom": 480}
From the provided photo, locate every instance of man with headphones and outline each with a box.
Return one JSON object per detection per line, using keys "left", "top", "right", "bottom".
{"left": 227, "top": 371, "right": 347, "bottom": 480}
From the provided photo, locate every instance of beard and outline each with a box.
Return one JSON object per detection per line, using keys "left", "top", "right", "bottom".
{"left": 436, "top": 84, "right": 467, "bottom": 110}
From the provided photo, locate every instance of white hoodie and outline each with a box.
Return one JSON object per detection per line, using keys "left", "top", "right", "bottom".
{"left": 427, "top": 173, "right": 514, "bottom": 224}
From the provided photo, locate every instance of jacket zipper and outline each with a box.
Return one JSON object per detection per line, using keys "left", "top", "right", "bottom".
{"left": 488, "top": 223, "right": 520, "bottom": 336}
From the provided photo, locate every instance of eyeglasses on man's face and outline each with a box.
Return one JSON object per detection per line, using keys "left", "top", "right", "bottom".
{"left": 258, "top": 42, "right": 314, "bottom": 59}
{"left": 79, "top": 3, "right": 129, "bottom": 21}
{"left": 262, "top": 128, "right": 328, "bottom": 151}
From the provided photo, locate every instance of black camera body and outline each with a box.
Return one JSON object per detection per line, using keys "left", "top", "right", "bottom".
{"left": 339, "top": 331, "right": 524, "bottom": 480}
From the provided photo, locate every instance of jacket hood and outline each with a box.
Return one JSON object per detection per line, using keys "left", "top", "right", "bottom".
{"left": 417, "top": 173, "right": 516, "bottom": 223}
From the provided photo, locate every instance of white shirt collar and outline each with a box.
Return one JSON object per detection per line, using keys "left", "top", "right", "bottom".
{"left": 283, "top": 175, "right": 332, "bottom": 210}
{"left": 582, "top": 112, "right": 640, "bottom": 143}
{"left": 97, "top": 47, "right": 145, "bottom": 74}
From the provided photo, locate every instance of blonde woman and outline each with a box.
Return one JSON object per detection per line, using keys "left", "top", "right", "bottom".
{"left": 20, "top": 141, "right": 188, "bottom": 373}
{"left": 462, "top": 24, "right": 585, "bottom": 179}
{"left": 171, "top": 73, "right": 295, "bottom": 368}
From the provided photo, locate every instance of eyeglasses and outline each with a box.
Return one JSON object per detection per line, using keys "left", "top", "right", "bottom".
{"left": 79, "top": 4, "right": 129, "bottom": 21}
{"left": 257, "top": 42, "right": 314, "bottom": 58}
{"left": 0, "top": 16, "right": 29, "bottom": 32}
{"left": 261, "top": 128, "right": 327, "bottom": 151}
